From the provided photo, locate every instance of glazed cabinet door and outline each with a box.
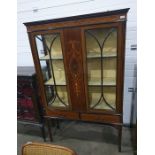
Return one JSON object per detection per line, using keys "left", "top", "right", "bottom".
{"left": 33, "top": 30, "right": 71, "bottom": 111}
{"left": 82, "top": 23, "right": 123, "bottom": 114}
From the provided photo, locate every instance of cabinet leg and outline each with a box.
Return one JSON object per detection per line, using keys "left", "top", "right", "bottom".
{"left": 41, "top": 123, "right": 46, "bottom": 142}
{"left": 118, "top": 125, "right": 122, "bottom": 152}
{"left": 47, "top": 118, "right": 53, "bottom": 141}
{"left": 56, "top": 119, "right": 60, "bottom": 129}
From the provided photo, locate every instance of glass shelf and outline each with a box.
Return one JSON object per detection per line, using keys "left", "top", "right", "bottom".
{"left": 44, "top": 78, "right": 66, "bottom": 86}
{"left": 88, "top": 78, "right": 116, "bottom": 86}
{"left": 87, "top": 51, "right": 117, "bottom": 58}
{"left": 40, "top": 54, "right": 63, "bottom": 60}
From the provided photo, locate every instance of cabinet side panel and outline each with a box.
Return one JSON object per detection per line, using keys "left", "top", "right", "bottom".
{"left": 116, "top": 21, "right": 126, "bottom": 115}
{"left": 62, "top": 28, "right": 86, "bottom": 112}
{"left": 27, "top": 33, "right": 48, "bottom": 111}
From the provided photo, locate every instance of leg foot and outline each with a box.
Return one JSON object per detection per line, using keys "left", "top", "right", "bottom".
{"left": 118, "top": 125, "right": 122, "bottom": 152}
{"left": 41, "top": 123, "right": 46, "bottom": 142}
{"left": 56, "top": 119, "right": 60, "bottom": 129}
{"left": 46, "top": 118, "right": 53, "bottom": 141}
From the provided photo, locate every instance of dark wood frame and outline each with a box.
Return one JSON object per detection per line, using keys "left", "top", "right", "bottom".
{"left": 24, "top": 8, "right": 129, "bottom": 152}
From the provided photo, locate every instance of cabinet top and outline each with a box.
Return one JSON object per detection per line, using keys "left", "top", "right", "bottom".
{"left": 17, "top": 66, "right": 36, "bottom": 76}
{"left": 24, "top": 8, "right": 129, "bottom": 27}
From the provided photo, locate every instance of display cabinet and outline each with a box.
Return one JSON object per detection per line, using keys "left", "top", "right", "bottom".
{"left": 17, "top": 66, "right": 46, "bottom": 141}
{"left": 24, "top": 8, "right": 129, "bottom": 151}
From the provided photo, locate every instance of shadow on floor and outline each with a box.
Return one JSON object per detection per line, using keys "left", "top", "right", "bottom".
{"left": 17, "top": 120, "right": 133, "bottom": 155}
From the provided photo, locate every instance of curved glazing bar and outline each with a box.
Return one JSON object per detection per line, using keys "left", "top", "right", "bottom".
{"left": 35, "top": 34, "right": 69, "bottom": 108}
{"left": 86, "top": 28, "right": 117, "bottom": 111}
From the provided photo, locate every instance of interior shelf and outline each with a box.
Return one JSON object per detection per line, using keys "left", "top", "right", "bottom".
{"left": 87, "top": 51, "right": 117, "bottom": 58}
{"left": 39, "top": 52, "right": 117, "bottom": 60}
{"left": 88, "top": 78, "right": 116, "bottom": 86}
{"left": 44, "top": 78, "right": 66, "bottom": 85}
{"left": 40, "top": 54, "right": 63, "bottom": 60}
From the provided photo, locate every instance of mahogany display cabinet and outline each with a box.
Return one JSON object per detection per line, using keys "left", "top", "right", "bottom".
{"left": 24, "top": 8, "right": 129, "bottom": 151}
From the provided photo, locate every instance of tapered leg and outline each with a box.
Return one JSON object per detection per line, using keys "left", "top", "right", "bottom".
{"left": 46, "top": 118, "right": 53, "bottom": 141}
{"left": 56, "top": 119, "right": 60, "bottom": 129}
{"left": 118, "top": 125, "right": 122, "bottom": 152}
{"left": 41, "top": 123, "right": 46, "bottom": 142}
{"left": 51, "top": 119, "right": 55, "bottom": 127}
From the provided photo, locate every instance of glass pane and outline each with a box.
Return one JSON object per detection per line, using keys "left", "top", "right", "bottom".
{"left": 86, "top": 32, "right": 100, "bottom": 58}
{"left": 85, "top": 27, "right": 117, "bottom": 111}
{"left": 87, "top": 58, "right": 116, "bottom": 86}
{"left": 87, "top": 59, "right": 101, "bottom": 85}
{"left": 48, "top": 86, "right": 68, "bottom": 108}
{"left": 35, "top": 33, "right": 69, "bottom": 109}
{"left": 88, "top": 87, "right": 116, "bottom": 110}
{"left": 52, "top": 60, "right": 66, "bottom": 85}
{"left": 86, "top": 28, "right": 117, "bottom": 58}
{"left": 44, "top": 35, "right": 63, "bottom": 59}
{"left": 103, "top": 29, "right": 117, "bottom": 56}
{"left": 103, "top": 58, "right": 117, "bottom": 85}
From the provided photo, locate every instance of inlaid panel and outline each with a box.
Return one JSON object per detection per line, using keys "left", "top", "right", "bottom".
{"left": 63, "top": 28, "right": 86, "bottom": 112}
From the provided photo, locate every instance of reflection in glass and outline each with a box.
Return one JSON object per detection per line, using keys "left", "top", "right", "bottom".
{"left": 35, "top": 34, "right": 69, "bottom": 109}
{"left": 85, "top": 27, "right": 117, "bottom": 111}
